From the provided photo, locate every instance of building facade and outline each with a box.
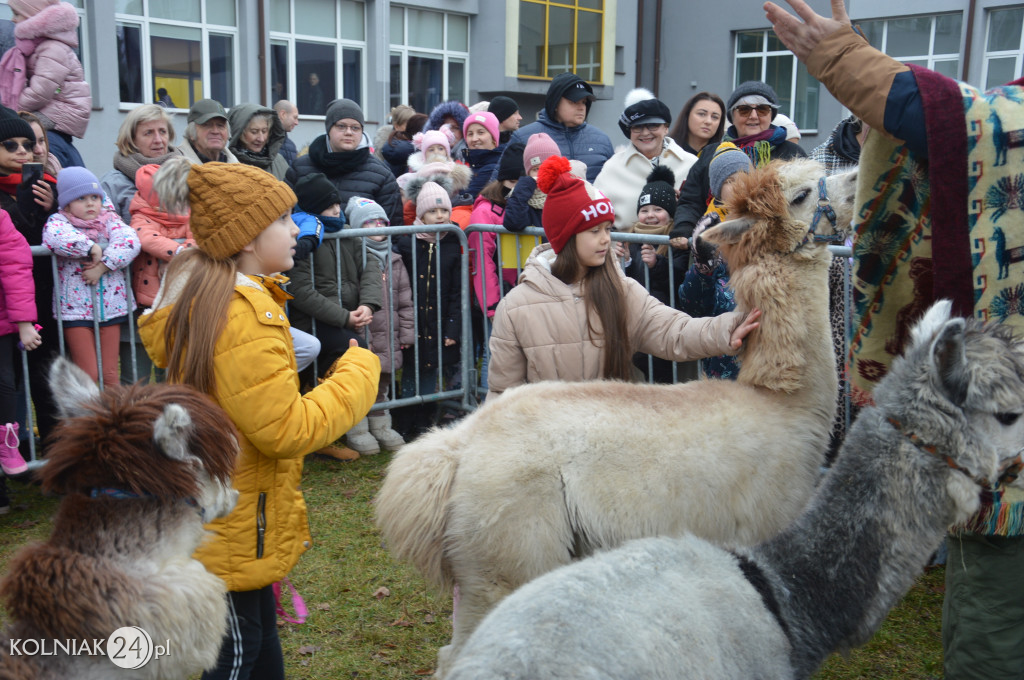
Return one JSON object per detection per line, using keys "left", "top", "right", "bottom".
{"left": 2, "top": 0, "right": 1024, "bottom": 175}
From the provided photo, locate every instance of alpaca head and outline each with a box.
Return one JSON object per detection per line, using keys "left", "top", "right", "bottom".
{"left": 877, "top": 301, "right": 1024, "bottom": 514}
{"left": 41, "top": 358, "right": 239, "bottom": 518}
{"left": 700, "top": 159, "right": 857, "bottom": 270}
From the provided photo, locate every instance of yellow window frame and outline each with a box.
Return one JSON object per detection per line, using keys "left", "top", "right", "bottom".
{"left": 517, "top": 0, "right": 604, "bottom": 83}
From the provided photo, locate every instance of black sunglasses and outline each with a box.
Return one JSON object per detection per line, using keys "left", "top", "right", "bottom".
{"left": 733, "top": 105, "right": 773, "bottom": 117}
{"left": 0, "top": 140, "right": 34, "bottom": 153}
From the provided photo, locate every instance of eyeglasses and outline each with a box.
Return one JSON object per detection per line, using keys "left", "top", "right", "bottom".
{"left": 733, "top": 105, "right": 773, "bottom": 117}
{"left": 333, "top": 123, "right": 363, "bottom": 133}
{"left": 630, "top": 123, "right": 665, "bottom": 133}
{"left": 0, "top": 140, "right": 33, "bottom": 153}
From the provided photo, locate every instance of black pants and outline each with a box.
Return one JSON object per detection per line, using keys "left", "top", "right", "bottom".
{"left": 202, "top": 586, "right": 284, "bottom": 680}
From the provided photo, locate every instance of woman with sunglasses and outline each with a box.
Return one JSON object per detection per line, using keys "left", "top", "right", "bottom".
{"left": 594, "top": 88, "right": 698, "bottom": 231}
{"left": 670, "top": 81, "right": 805, "bottom": 252}
{"left": 0, "top": 106, "right": 60, "bottom": 454}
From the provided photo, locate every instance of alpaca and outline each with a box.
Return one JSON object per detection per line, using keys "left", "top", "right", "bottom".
{"left": 0, "top": 358, "right": 240, "bottom": 680}
{"left": 445, "top": 300, "right": 1024, "bottom": 679}
{"left": 375, "top": 159, "right": 858, "bottom": 675}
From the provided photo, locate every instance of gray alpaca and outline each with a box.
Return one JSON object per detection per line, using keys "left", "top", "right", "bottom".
{"left": 446, "top": 300, "right": 1024, "bottom": 680}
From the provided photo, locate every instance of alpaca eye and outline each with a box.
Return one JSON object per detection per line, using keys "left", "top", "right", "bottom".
{"left": 996, "top": 412, "right": 1021, "bottom": 426}
{"left": 793, "top": 189, "right": 811, "bottom": 205}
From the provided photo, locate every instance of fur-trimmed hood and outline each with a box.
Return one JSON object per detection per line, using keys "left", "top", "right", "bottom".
{"left": 398, "top": 157, "right": 471, "bottom": 195}
{"left": 427, "top": 100, "right": 469, "bottom": 132}
{"left": 404, "top": 171, "right": 456, "bottom": 205}
{"left": 13, "top": 1, "right": 79, "bottom": 46}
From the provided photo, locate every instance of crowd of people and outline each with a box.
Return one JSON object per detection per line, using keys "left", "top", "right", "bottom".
{"left": 1, "top": 0, "right": 1013, "bottom": 675}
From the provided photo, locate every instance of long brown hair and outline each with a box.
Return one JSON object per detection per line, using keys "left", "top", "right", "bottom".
{"left": 159, "top": 248, "right": 237, "bottom": 395}
{"left": 669, "top": 92, "right": 726, "bottom": 154}
{"left": 550, "top": 235, "right": 633, "bottom": 381}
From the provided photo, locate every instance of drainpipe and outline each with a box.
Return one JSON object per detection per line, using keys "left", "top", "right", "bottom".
{"left": 258, "top": 0, "right": 267, "bottom": 104}
{"left": 653, "top": 0, "right": 662, "bottom": 95}
{"left": 636, "top": 0, "right": 644, "bottom": 87}
{"left": 962, "top": 0, "right": 976, "bottom": 81}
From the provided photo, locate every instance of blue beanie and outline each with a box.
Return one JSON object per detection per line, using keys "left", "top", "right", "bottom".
{"left": 57, "top": 166, "right": 104, "bottom": 209}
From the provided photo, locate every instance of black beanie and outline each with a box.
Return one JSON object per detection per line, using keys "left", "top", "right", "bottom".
{"left": 637, "top": 165, "right": 677, "bottom": 216}
{"left": 0, "top": 106, "right": 35, "bottom": 144}
{"left": 293, "top": 172, "right": 341, "bottom": 215}
{"left": 497, "top": 142, "right": 526, "bottom": 182}
{"left": 488, "top": 96, "right": 520, "bottom": 124}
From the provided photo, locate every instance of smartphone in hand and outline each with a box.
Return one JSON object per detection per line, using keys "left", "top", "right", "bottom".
{"left": 20, "top": 162, "right": 43, "bottom": 187}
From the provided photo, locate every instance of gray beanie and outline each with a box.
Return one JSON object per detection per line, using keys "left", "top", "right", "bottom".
{"left": 345, "top": 195, "right": 388, "bottom": 228}
{"left": 324, "top": 98, "right": 364, "bottom": 132}
{"left": 726, "top": 81, "right": 780, "bottom": 121}
{"left": 709, "top": 143, "right": 753, "bottom": 201}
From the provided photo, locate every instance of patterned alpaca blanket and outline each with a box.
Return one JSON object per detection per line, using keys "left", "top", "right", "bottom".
{"left": 852, "top": 67, "right": 1024, "bottom": 535}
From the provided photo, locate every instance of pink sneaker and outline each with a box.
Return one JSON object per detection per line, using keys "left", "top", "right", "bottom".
{"left": 0, "top": 423, "right": 27, "bottom": 476}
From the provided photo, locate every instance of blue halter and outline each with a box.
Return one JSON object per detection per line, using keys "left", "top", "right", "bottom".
{"left": 799, "top": 176, "right": 842, "bottom": 248}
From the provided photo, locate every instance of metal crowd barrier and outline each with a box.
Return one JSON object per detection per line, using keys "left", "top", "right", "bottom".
{"left": 18, "top": 228, "right": 853, "bottom": 468}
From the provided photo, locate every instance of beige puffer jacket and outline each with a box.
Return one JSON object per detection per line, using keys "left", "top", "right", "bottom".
{"left": 487, "top": 244, "right": 742, "bottom": 398}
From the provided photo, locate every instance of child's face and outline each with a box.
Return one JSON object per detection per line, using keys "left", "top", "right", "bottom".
{"left": 362, "top": 217, "right": 389, "bottom": 241}
{"left": 425, "top": 144, "right": 449, "bottom": 162}
{"left": 637, "top": 205, "right": 670, "bottom": 226}
{"left": 420, "top": 208, "right": 451, "bottom": 225}
{"left": 574, "top": 221, "right": 613, "bottom": 268}
{"left": 719, "top": 176, "right": 739, "bottom": 204}
{"left": 249, "top": 213, "right": 299, "bottom": 275}
{"left": 319, "top": 203, "right": 341, "bottom": 218}
{"left": 67, "top": 194, "right": 103, "bottom": 221}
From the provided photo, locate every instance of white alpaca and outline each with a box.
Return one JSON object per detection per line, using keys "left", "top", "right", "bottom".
{"left": 446, "top": 301, "right": 1024, "bottom": 679}
{"left": 0, "top": 359, "right": 240, "bottom": 680}
{"left": 375, "top": 159, "right": 859, "bottom": 675}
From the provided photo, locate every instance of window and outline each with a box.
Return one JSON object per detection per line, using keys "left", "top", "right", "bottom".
{"left": 0, "top": 1, "right": 90, "bottom": 87}
{"left": 983, "top": 7, "right": 1024, "bottom": 90}
{"left": 734, "top": 29, "right": 819, "bottom": 131}
{"left": 269, "top": 0, "right": 364, "bottom": 114}
{"left": 859, "top": 13, "right": 962, "bottom": 80}
{"left": 518, "top": 0, "right": 602, "bottom": 82}
{"left": 116, "top": 0, "right": 238, "bottom": 108}
{"left": 389, "top": 7, "right": 468, "bottom": 114}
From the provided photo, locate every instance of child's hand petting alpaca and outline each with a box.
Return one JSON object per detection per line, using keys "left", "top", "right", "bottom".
{"left": 729, "top": 308, "right": 762, "bottom": 349}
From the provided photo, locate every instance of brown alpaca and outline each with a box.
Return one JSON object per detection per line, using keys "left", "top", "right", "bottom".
{"left": 0, "top": 359, "right": 239, "bottom": 680}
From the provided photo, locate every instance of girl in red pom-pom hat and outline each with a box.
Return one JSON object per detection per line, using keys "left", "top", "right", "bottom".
{"left": 485, "top": 155, "right": 760, "bottom": 399}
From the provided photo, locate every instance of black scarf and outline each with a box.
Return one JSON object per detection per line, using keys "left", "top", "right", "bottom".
{"left": 308, "top": 135, "right": 370, "bottom": 177}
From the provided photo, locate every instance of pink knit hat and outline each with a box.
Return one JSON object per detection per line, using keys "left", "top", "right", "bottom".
{"left": 415, "top": 129, "right": 451, "bottom": 157}
{"left": 8, "top": 0, "right": 57, "bottom": 17}
{"left": 416, "top": 181, "right": 452, "bottom": 218}
{"left": 524, "top": 132, "right": 560, "bottom": 173}
{"left": 462, "top": 111, "right": 499, "bottom": 147}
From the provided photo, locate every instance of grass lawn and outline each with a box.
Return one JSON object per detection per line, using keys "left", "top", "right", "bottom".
{"left": 0, "top": 451, "right": 945, "bottom": 678}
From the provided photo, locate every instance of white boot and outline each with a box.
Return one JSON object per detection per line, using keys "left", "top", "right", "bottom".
{"left": 345, "top": 417, "right": 380, "bottom": 455}
{"left": 368, "top": 411, "right": 405, "bottom": 450}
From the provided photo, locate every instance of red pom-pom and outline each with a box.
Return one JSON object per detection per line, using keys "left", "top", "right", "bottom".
{"left": 537, "top": 155, "right": 571, "bottom": 194}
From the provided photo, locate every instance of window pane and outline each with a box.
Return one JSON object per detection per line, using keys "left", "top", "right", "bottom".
{"left": 151, "top": 31, "right": 202, "bottom": 108}
{"left": 933, "top": 13, "right": 961, "bottom": 54}
{"left": 408, "top": 9, "right": 443, "bottom": 49}
{"left": 0, "top": 13, "right": 12, "bottom": 58}
{"left": 736, "top": 31, "right": 762, "bottom": 54}
{"left": 270, "top": 0, "right": 290, "bottom": 32}
{"left": 932, "top": 59, "right": 959, "bottom": 79}
{"left": 903, "top": 58, "right": 928, "bottom": 68}
{"left": 207, "top": 0, "right": 236, "bottom": 27}
{"left": 887, "top": 17, "right": 931, "bottom": 57}
{"left": 859, "top": 19, "right": 884, "bottom": 51}
{"left": 342, "top": 47, "right": 361, "bottom": 105}
{"left": 764, "top": 54, "right": 793, "bottom": 116}
{"left": 296, "top": 0, "right": 336, "bottom": 38}
{"left": 735, "top": 56, "right": 761, "bottom": 85}
{"left": 390, "top": 52, "right": 402, "bottom": 110}
{"left": 296, "top": 42, "right": 334, "bottom": 115}
{"left": 339, "top": 0, "right": 364, "bottom": 41}
{"left": 407, "top": 54, "right": 442, "bottom": 115}
{"left": 115, "top": 0, "right": 144, "bottom": 15}
{"left": 271, "top": 40, "right": 289, "bottom": 104}
{"left": 518, "top": 1, "right": 545, "bottom": 77}
{"left": 209, "top": 34, "right": 233, "bottom": 107}
{"left": 988, "top": 8, "right": 1024, "bottom": 53}
{"left": 448, "top": 14, "right": 468, "bottom": 52}
{"left": 390, "top": 6, "right": 404, "bottom": 45}
{"left": 987, "top": 56, "right": 1019, "bottom": 89}
{"left": 150, "top": 0, "right": 199, "bottom": 22}
{"left": 547, "top": 6, "right": 573, "bottom": 77}
{"left": 117, "top": 23, "right": 144, "bottom": 103}
{"left": 448, "top": 58, "right": 465, "bottom": 103}
{"left": 578, "top": 0, "right": 601, "bottom": 8}
{"left": 577, "top": 9, "right": 601, "bottom": 82}
{"left": 793, "top": 61, "right": 819, "bottom": 130}
{"left": 766, "top": 32, "right": 786, "bottom": 52}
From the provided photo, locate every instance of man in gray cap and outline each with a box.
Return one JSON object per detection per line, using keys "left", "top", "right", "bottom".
{"left": 180, "top": 99, "right": 238, "bottom": 164}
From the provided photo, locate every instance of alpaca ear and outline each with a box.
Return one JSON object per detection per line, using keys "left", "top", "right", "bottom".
{"left": 48, "top": 357, "right": 101, "bottom": 418}
{"left": 929, "top": 316, "right": 969, "bottom": 407}
{"left": 701, "top": 216, "right": 753, "bottom": 246}
{"left": 153, "top": 403, "right": 197, "bottom": 463}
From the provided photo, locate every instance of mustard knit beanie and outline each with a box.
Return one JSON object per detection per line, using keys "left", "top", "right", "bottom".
{"left": 187, "top": 163, "right": 296, "bottom": 260}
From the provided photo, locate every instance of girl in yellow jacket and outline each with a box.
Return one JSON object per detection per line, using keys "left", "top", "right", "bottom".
{"left": 139, "top": 157, "right": 379, "bottom": 680}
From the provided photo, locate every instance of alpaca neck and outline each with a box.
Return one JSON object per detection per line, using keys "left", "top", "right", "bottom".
{"left": 757, "top": 409, "right": 961, "bottom": 678}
